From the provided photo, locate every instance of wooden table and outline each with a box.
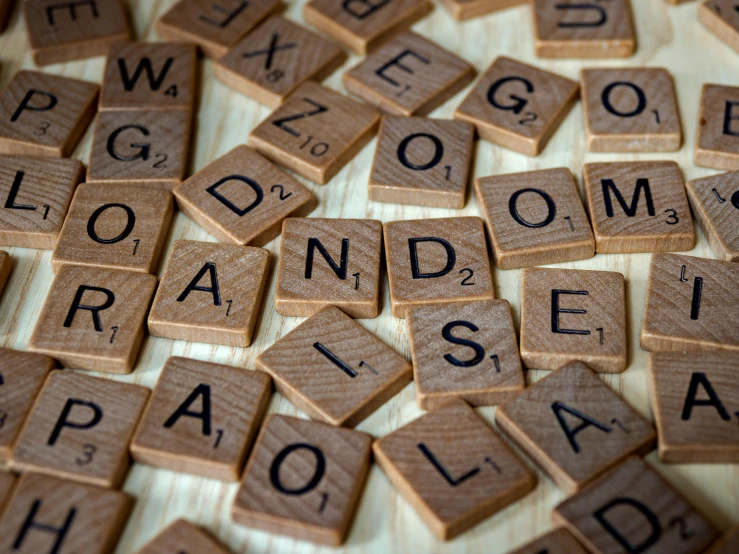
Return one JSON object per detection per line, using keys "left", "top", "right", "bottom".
{"left": 0, "top": 1, "right": 735, "bottom": 552}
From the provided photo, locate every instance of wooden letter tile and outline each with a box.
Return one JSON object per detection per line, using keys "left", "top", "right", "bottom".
{"left": 554, "top": 457, "right": 718, "bottom": 554}
{"left": 383, "top": 217, "right": 494, "bottom": 318}
{"left": 697, "top": 83, "right": 739, "bottom": 170}
{"left": 342, "top": 31, "right": 475, "bottom": 116}
{"left": 641, "top": 253, "right": 739, "bottom": 354}
{"left": 232, "top": 414, "right": 372, "bottom": 545}
{"left": 0, "top": 0, "right": 14, "bottom": 33}
{"left": 256, "top": 305, "right": 412, "bottom": 427}
{"left": 407, "top": 300, "right": 524, "bottom": 409}
{"left": 275, "top": 218, "right": 382, "bottom": 318}
{"left": 10, "top": 371, "right": 149, "bottom": 488}
{"left": 583, "top": 161, "right": 695, "bottom": 253}
{"left": 532, "top": 0, "right": 636, "bottom": 59}
{"left": 303, "top": 0, "right": 431, "bottom": 55}
{"left": 173, "top": 145, "right": 316, "bottom": 246}
{"left": 137, "top": 519, "right": 233, "bottom": 554}
{"left": 442, "top": 0, "right": 525, "bottom": 22}
{"left": 509, "top": 527, "right": 589, "bottom": 554}
{"left": 496, "top": 360, "right": 655, "bottom": 493}
{"left": 700, "top": 1, "right": 739, "bottom": 54}
{"left": 0, "top": 249, "right": 11, "bottom": 296}
{"left": 520, "top": 267, "right": 627, "bottom": 373}
{"left": 0, "top": 71, "right": 99, "bottom": 158}
{"left": 686, "top": 171, "right": 739, "bottom": 262}
{"left": 369, "top": 117, "right": 475, "bottom": 209}
{"left": 0, "top": 473, "right": 133, "bottom": 554}
{"left": 0, "top": 471, "right": 16, "bottom": 514}
{"left": 454, "top": 57, "right": 579, "bottom": 156}
{"left": 249, "top": 82, "right": 380, "bottom": 184}
{"left": 24, "top": 0, "right": 131, "bottom": 66}
{"left": 581, "top": 68, "right": 682, "bottom": 152}
{"left": 706, "top": 523, "right": 739, "bottom": 554}
{"left": 475, "top": 167, "right": 595, "bottom": 269}
{"left": 28, "top": 265, "right": 157, "bottom": 373}
{"left": 373, "top": 399, "right": 536, "bottom": 541}
{"left": 52, "top": 184, "right": 173, "bottom": 275}
{"left": 215, "top": 16, "right": 346, "bottom": 108}
{"left": 130, "top": 357, "right": 271, "bottom": 480}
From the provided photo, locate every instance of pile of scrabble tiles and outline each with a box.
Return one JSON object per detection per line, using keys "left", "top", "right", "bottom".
{"left": 0, "top": 0, "right": 738, "bottom": 553}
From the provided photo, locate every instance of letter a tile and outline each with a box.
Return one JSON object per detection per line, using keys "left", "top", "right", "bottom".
{"left": 256, "top": 306, "right": 412, "bottom": 427}
{"left": 232, "top": 414, "right": 372, "bottom": 545}
{"left": 696, "top": 84, "right": 739, "bottom": 170}
{"left": 700, "top": 1, "right": 739, "bottom": 55}
{"left": 686, "top": 171, "right": 739, "bottom": 262}
{"left": 509, "top": 527, "right": 589, "bottom": 554}
{"left": 137, "top": 519, "right": 233, "bottom": 554}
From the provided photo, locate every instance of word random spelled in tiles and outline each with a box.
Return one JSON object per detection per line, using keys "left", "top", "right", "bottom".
{"left": 137, "top": 519, "right": 233, "bottom": 554}
{"left": 706, "top": 523, "right": 739, "bottom": 554}
{"left": 0, "top": 470, "right": 15, "bottom": 512}
{"left": 696, "top": 83, "right": 739, "bottom": 170}
{"left": 686, "top": 170, "right": 739, "bottom": 262}
{"left": 700, "top": 1, "right": 739, "bottom": 55}
{"left": 0, "top": 249, "right": 9, "bottom": 295}
{"left": 509, "top": 527, "right": 588, "bottom": 554}
{"left": 441, "top": 0, "right": 525, "bottom": 22}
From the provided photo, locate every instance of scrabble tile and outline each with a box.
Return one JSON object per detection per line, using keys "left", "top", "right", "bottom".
{"left": 173, "top": 145, "right": 316, "bottom": 246}
{"left": 232, "top": 414, "right": 372, "bottom": 545}
{"left": 137, "top": 519, "right": 233, "bottom": 554}
{"left": 583, "top": 161, "right": 694, "bottom": 254}
{"left": 0, "top": 471, "right": 16, "bottom": 514}
{"left": 383, "top": 217, "right": 494, "bottom": 318}
{"left": 686, "top": 171, "right": 739, "bottom": 262}
{"left": 496, "top": 361, "right": 655, "bottom": 493}
{"left": 100, "top": 42, "right": 198, "bottom": 112}
{"left": 520, "top": 267, "right": 627, "bottom": 373}
{"left": 214, "top": 16, "right": 346, "bottom": 109}
{"left": 475, "top": 168, "right": 595, "bottom": 269}
{"left": 554, "top": 457, "right": 718, "bottom": 554}
{"left": 696, "top": 84, "right": 739, "bottom": 170}
{"left": 441, "top": 0, "right": 525, "bottom": 21}
{"left": 148, "top": 240, "right": 270, "bottom": 347}
{"left": 275, "top": 218, "right": 382, "bottom": 318}
{"left": 0, "top": 156, "right": 83, "bottom": 249}
{"left": 509, "top": 527, "right": 589, "bottom": 554}
{"left": 87, "top": 110, "right": 192, "bottom": 190}
{"left": 0, "top": 0, "right": 14, "bottom": 33}
{"left": 303, "top": 0, "right": 432, "bottom": 55}
{"left": 130, "top": 357, "right": 271, "bottom": 480}
{"left": 28, "top": 265, "right": 157, "bottom": 373}
{"left": 0, "top": 71, "right": 99, "bottom": 158}
{"left": 407, "top": 300, "right": 524, "bottom": 409}
{"left": 531, "top": 0, "right": 636, "bottom": 59}
{"left": 454, "top": 57, "right": 579, "bottom": 156}
{"left": 0, "top": 249, "right": 10, "bottom": 294}
{"left": 0, "top": 473, "right": 133, "bottom": 554}
{"left": 10, "top": 371, "right": 149, "bottom": 488}
{"left": 0, "top": 348, "right": 55, "bottom": 464}
{"left": 641, "top": 253, "right": 739, "bottom": 354}
{"left": 373, "top": 399, "right": 536, "bottom": 541}
{"left": 249, "top": 82, "right": 380, "bottom": 184}
{"left": 24, "top": 0, "right": 132, "bottom": 66}
{"left": 369, "top": 117, "right": 475, "bottom": 209}
{"left": 581, "top": 68, "right": 682, "bottom": 152}
{"left": 700, "top": 1, "right": 739, "bottom": 54}
{"left": 52, "top": 184, "right": 173, "bottom": 275}
{"left": 256, "top": 305, "right": 412, "bottom": 427}
{"left": 706, "top": 523, "right": 739, "bottom": 554}
{"left": 342, "top": 31, "right": 476, "bottom": 117}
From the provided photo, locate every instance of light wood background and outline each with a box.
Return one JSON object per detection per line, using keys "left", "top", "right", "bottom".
{"left": 0, "top": 1, "right": 736, "bottom": 552}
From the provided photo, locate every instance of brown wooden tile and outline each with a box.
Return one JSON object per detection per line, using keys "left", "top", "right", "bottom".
{"left": 383, "top": 217, "right": 494, "bottom": 318}
{"left": 157, "top": 0, "right": 282, "bottom": 59}
{"left": 454, "top": 57, "right": 579, "bottom": 156}
{"left": 475, "top": 167, "right": 595, "bottom": 269}
{"left": 581, "top": 68, "right": 682, "bottom": 152}
{"left": 232, "top": 414, "right": 372, "bottom": 545}
{"left": 100, "top": 42, "right": 198, "bottom": 112}
{"left": 509, "top": 527, "right": 589, "bottom": 554}
{"left": 0, "top": 249, "right": 10, "bottom": 296}
{"left": 700, "top": 1, "right": 739, "bottom": 54}
{"left": 369, "top": 117, "right": 474, "bottom": 209}
{"left": 0, "top": 472, "right": 133, "bottom": 553}
{"left": 554, "top": 457, "right": 718, "bottom": 554}
{"left": 10, "top": 370, "right": 149, "bottom": 488}
{"left": 407, "top": 300, "right": 523, "bottom": 410}
{"left": 343, "top": 31, "right": 475, "bottom": 117}
{"left": 706, "top": 523, "right": 739, "bottom": 554}
{"left": 520, "top": 267, "right": 627, "bottom": 373}
{"left": 0, "top": 71, "right": 99, "bottom": 158}
{"left": 0, "top": 471, "right": 16, "bottom": 515}
{"left": 0, "top": 348, "right": 55, "bottom": 464}
{"left": 303, "top": 0, "right": 431, "bottom": 55}
{"left": 249, "top": 82, "right": 380, "bottom": 184}
{"left": 52, "top": 184, "right": 173, "bottom": 275}
{"left": 137, "top": 519, "right": 233, "bottom": 554}
{"left": 373, "top": 399, "right": 536, "bottom": 541}
{"left": 441, "top": 0, "right": 525, "bottom": 21}
{"left": 686, "top": 171, "right": 739, "bottom": 262}
{"left": 532, "top": 0, "right": 636, "bottom": 59}
{"left": 696, "top": 84, "right": 739, "bottom": 170}
{"left": 24, "top": 0, "right": 132, "bottom": 66}
{"left": 215, "top": 16, "right": 346, "bottom": 109}
{"left": 28, "top": 265, "right": 157, "bottom": 373}
{"left": 0, "top": 156, "right": 83, "bottom": 249}
{"left": 0, "top": 0, "right": 14, "bottom": 33}
{"left": 256, "top": 305, "right": 412, "bottom": 427}
{"left": 496, "top": 360, "right": 655, "bottom": 493}
{"left": 641, "top": 253, "right": 739, "bottom": 354}
{"left": 275, "top": 218, "right": 382, "bottom": 318}
{"left": 130, "top": 357, "right": 271, "bottom": 480}
{"left": 583, "top": 161, "right": 695, "bottom": 254}
{"left": 173, "top": 145, "right": 316, "bottom": 246}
